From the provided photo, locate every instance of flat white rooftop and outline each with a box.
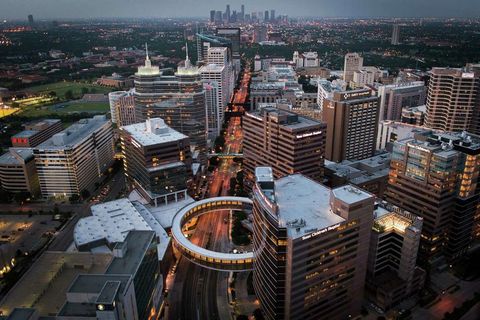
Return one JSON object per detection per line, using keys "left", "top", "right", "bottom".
{"left": 36, "top": 115, "right": 109, "bottom": 150}
{"left": 275, "top": 174, "right": 345, "bottom": 239}
{"left": 121, "top": 118, "right": 187, "bottom": 147}
{"left": 74, "top": 198, "right": 170, "bottom": 255}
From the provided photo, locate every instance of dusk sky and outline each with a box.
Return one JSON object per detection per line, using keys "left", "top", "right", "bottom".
{"left": 0, "top": 0, "right": 479, "bottom": 19}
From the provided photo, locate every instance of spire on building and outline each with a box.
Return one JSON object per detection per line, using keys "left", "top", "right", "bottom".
{"left": 185, "top": 42, "right": 191, "bottom": 68}
{"left": 144, "top": 43, "right": 151, "bottom": 68}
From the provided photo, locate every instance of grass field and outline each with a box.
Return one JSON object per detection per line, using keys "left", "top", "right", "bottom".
{"left": 0, "top": 108, "right": 20, "bottom": 119}
{"left": 21, "top": 102, "right": 109, "bottom": 118}
{"left": 27, "top": 81, "right": 112, "bottom": 100}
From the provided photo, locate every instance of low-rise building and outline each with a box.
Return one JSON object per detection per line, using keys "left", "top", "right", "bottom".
{"left": 325, "top": 153, "right": 391, "bottom": 197}
{"left": 11, "top": 119, "right": 63, "bottom": 148}
{"left": 0, "top": 148, "right": 39, "bottom": 195}
{"left": 366, "top": 202, "right": 425, "bottom": 310}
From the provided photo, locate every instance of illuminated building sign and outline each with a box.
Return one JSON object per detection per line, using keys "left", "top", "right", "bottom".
{"left": 296, "top": 131, "right": 322, "bottom": 139}
{"left": 341, "top": 90, "right": 371, "bottom": 101}
{"left": 301, "top": 223, "right": 341, "bottom": 241}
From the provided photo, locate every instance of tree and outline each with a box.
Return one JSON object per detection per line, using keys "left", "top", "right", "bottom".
{"left": 49, "top": 91, "right": 57, "bottom": 97}
{"left": 80, "top": 189, "right": 90, "bottom": 199}
{"left": 65, "top": 89, "right": 74, "bottom": 100}
{"left": 253, "top": 309, "right": 264, "bottom": 320}
{"left": 69, "top": 194, "right": 80, "bottom": 203}
{"left": 81, "top": 87, "right": 89, "bottom": 95}
{"left": 13, "top": 192, "right": 30, "bottom": 204}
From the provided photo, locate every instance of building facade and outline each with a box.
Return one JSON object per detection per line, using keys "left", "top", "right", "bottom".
{"left": 134, "top": 51, "right": 207, "bottom": 161}
{"left": 120, "top": 118, "right": 191, "bottom": 206}
{"left": 0, "top": 148, "right": 39, "bottom": 195}
{"left": 323, "top": 89, "right": 380, "bottom": 162}
{"left": 244, "top": 107, "right": 326, "bottom": 184}
{"left": 252, "top": 167, "right": 374, "bottom": 320}
{"left": 343, "top": 53, "right": 363, "bottom": 83}
{"left": 33, "top": 115, "right": 114, "bottom": 198}
{"left": 11, "top": 119, "right": 63, "bottom": 148}
{"left": 366, "top": 202, "right": 425, "bottom": 310}
{"left": 425, "top": 67, "right": 480, "bottom": 134}
{"left": 385, "top": 131, "right": 480, "bottom": 261}
{"left": 377, "top": 82, "right": 426, "bottom": 121}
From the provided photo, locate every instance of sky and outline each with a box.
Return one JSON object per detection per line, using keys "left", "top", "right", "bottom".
{"left": 1, "top": 0, "right": 479, "bottom": 20}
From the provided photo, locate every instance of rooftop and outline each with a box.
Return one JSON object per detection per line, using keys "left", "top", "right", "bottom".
{"left": 121, "top": 118, "right": 187, "bottom": 147}
{"left": 326, "top": 153, "right": 391, "bottom": 184}
{"left": 0, "top": 252, "right": 112, "bottom": 317}
{"left": 36, "top": 115, "right": 109, "bottom": 150}
{"left": 274, "top": 174, "right": 345, "bottom": 239}
{"left": 74, "top": 198, "right": 169, "bottom": 255}
{"left": 199, "top": 64, "right": 226, "bottom": 72}
{"left": 0, "top": 148, "right": 33, "bottom": 165}
{"left": 248, "top": 106, "right": 324, "bottom": 131}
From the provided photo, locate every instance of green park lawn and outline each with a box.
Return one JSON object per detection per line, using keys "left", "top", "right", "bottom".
{"left": 21, "top": 102, "right": 110, "bottom": 118}
{"left": 27, "top": 81, "right": 112, "bottom": 100}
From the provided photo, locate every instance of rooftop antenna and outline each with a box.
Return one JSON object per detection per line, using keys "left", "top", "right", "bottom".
{"left": 185, "top": 42, "right": 191, "bottom": 68}
{"left": 144, "top": 42, "right": 151, "bottom": 67}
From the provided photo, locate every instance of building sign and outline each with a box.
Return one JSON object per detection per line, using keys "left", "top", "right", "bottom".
{"left": 301, "top": 223, "right": 341, "bottom": 241}
{"left": 341, "top": 90, "right": 371, "bottom": 101}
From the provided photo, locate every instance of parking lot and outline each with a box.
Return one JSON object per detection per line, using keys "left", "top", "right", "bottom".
{"left": 0, "top": 215, "right": 61, "bottom": 254}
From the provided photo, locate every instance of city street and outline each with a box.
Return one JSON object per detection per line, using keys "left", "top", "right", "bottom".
{"left": 167, "top": 63, "right": 250, "bottom": 320}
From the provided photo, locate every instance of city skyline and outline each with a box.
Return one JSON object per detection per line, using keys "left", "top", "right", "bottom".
{"left": 1, "top": 0, "right": 479, "bottom": 19}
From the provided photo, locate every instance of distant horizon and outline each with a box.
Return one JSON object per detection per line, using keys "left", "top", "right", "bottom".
{"left": 1, "top": 0, "right": 479, "bottom": 20}
{"left": 2, "top": 16, "right": 479, "bottom": 22}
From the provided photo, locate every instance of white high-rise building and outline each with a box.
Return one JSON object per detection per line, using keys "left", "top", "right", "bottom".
{"left": 317, "top": 79, "right": 343, "bottom": 111}
{"left": 207, "top": 47, "right": 234, "bottom": 102}
{"left": 203, "top": 81, "right": 221, "bottom": 139}
{"left": 343, "top": 52, "right": 364, "bottom": 83}
{"left": 34, "top": 115, "right": 114, "bottom": 198}
{"left": 200, "top": 64, "right": 229, "bottom": 133}
{"left": 108, "top": 90, "right": 136, "bottom": 126}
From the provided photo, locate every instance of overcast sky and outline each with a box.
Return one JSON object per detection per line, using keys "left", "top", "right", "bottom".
{"left": 1, "top": 0, "right": 479, "bottom": 20}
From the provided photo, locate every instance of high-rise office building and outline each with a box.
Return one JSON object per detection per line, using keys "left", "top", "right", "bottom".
{"left": 425, "top": 67, "right": 480, "bottom": 134}
{"left": 215, "top": 11, "right": 223, "bottom": 24}
{"left": 377, "top": 81, "right": 426, "bottom": 121}
{"left": 203, "top": 81, "right": 221, "bottom": 138}
{"left": 323, "top": 89, "right": 380, "bottom": 162}
{"left": 391, "top": 24, "right": 400, "bottom": 45}
{"left": 270, "top": 9, "right": 276, "bottom": 22}
{"left": 385, "top": 131, "right": 480, "bottom": 261}
{"left": 199, "top": 64, "right": 229, "bottom": 129}
{"left": 252, "top": 167, "right": 374, "bottom": 320}
{"left": 215, "top": 27, "right": 241, "bottom": 57}
{"left": 210, "top": 10, "right": 216, "bottom": 23}
{"left": 243, "top": 107, "right": 326, "bottom": 184}
{"left": 27, "top": 14, "right": 34, "bottom": 27}
{"left": 33, "top": 115, "right": 114, "bottom": 198}
{"left": 264, "top": 10, "right": 269, "bottom": 22}
{"left": 134, "top": 47, "right": 207, "bottom": 160}
{"left": 343, "top": 53, "right": 363, "bottom": 83}
{"left": 120, "top": 118, "right": 191, "bottom": 206}
{"left": 366, "top": 202, "right": 425, "bottom": 310}
{"left": 226, "top": 4, "right": 231, "bottom": 23}
{"left": 241, "top": 4, "right": 245, "bottom": 21}
{"left": 196, "top": 33, "right": 232, "bottom": 63}
{"left": 108, "top": 90, "right": 136, "bottom": 126}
